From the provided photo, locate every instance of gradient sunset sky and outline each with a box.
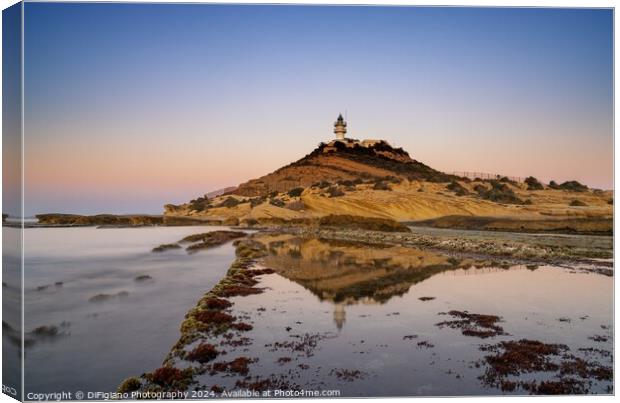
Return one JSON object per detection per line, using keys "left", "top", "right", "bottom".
{"left": 22, "top": 4, "right": 613, "bottom": 215}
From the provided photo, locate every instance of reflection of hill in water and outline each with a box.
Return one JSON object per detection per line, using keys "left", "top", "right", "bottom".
{"left": 255, "top": 234, "right": 489, "bottom": 305}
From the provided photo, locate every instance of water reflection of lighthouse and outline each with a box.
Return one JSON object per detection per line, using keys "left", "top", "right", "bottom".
{"left": 331, "top": 298, "right": 380, "bottom": 331}
{"left": 333, "top": 303, "right": 346, "bottom": 331}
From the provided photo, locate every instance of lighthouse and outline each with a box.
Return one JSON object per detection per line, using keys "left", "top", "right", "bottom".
{"left": 334, "top": 114, "right": 347, "bottom": 140}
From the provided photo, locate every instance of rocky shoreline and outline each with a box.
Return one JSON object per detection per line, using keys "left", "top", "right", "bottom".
{"left": 271, "top": 226, "right": 613, "bottom": 269}
{"left": 25, "top": 214, "right": 217, "bottom": 227}
{"left": 409, "top": 215, "right": 613, "bottom": 236}
{"left": 16, "top": 212, "right": 614, "bottom": 268}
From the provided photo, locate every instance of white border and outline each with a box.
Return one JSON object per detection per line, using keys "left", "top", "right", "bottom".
{"left": 0, "top": 1, "right": 616, "bottom": 403}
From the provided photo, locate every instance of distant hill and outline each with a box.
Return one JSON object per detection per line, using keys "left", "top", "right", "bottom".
{"left": 206, "top": 186, "right": 237, "bottom": 198}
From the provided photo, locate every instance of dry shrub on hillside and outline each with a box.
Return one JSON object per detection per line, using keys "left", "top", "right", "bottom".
{"left": 498, "top": 176, "right": 518, "bottom": 185}
{"left": 476, "top": 181, "right": 523, "bottom": 205}
{"left": 524, "top": 176, "right": 544, "bottom": 191}
{"left": 189, "top": 196, "right": 210, "bottom": 211}
{"left": 269, "top": 198, "right": 285, "bottom": 207}
{"left": 558, "top": 181, "right": 589, "bottom": 192}
{"left": 250, "top": 196, "right": 266, "bottom": 207}
{"left": 549, "top": 180, "right": 588, "bottom": 192}
{"left": 218, "top": 197, "right": 242, "bottom": 208}
{"left": 287, "top": 187, "right": 305, "bottom": 197}
{"left": 446, "top": 181, "right": 469, "bottom": 196}
{"left": 373, "top": 181, "right": 391, "bottom": 191}
{"left": 312, "top": 181, "right": 331, "bottom": 189}
{"left": 327, "top": 187, "right": 345, "bottom": 197}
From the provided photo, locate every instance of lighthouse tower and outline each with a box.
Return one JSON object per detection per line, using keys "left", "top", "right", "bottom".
{"left": 334, "top": 114, "right": 347, "bottom": 140}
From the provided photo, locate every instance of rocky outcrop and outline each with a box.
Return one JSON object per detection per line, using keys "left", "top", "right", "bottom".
{"left": 164, "top": 139, "right": 613, "bottom": 232}
{"left": 412, "top": 215, "right": 613, "bottom": 236}
{"left": 35, "top": 214, "right": 213, "bottom": 227}
{"left": 231, "top": 140, "right": 453, "bottom": 197}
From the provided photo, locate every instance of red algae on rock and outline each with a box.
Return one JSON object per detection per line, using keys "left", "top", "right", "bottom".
{"left": 329, "top": 368, "right": 366, "bottom": 382}
{"left": 522, "top": 379, "right": 587, "bottom": 395}
{"left": 234, "top": 375, "right": 299, "bottom": 392}
{"left": 478, "top": 338, "right": 612, "bottom": 394}
{"left": 202, "top": 297, "right": 233, "bottom": 310}
{"left": 481, "top": 339, "right": 567, "bottom": 377}
{"left": 559, "top": 357, "right": 613, "bottom": 381}
{"left": 277, "top": 357, "right": 292, "bottom": 365}
{"left": 229, "top": 357, "right": 256, "bottom": 374}
{"left": 148, "top": 366, "right": 192, "bottom": 389}
{"left": 216, "top": 285, "right": 263, "bottom": 298}
{"left": 185, "top": 343, "right": 220, "bottom": 364}
{"left": 194, "top": 311, "right": 235, "bottom": 325}
{"left": 267, "top": 333, "right": 335, "bottom": 358}
{"left": 231, "top": 322, "right": 253, "bottom": 331}
{"left": 210, "top": 357, "right": 257, "bottom": 376}
{"left": 436, "top": 310, "right": 506, "bottom": 338}
{"left": 120, "top": 236, "right": 274, "bottom": 393}
{"left": 230, "top": 273, "right": 259, "bottom": 287}
{"left": 220, "top": 336, "right": 252, "bottom": 347}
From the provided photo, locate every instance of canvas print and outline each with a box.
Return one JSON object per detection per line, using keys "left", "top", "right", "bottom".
{"left": 2, "top": 2, "right": 614, "bottom": 400}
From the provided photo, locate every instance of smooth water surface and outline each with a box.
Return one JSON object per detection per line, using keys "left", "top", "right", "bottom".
{"left": 5, "top": 229, "right": 613, "bottom": 397}
{"left": 12, "top": 226, "right": 237, "bottom": 394}
{"left": 192, "top": 235, "right": 613, "bottom": 396}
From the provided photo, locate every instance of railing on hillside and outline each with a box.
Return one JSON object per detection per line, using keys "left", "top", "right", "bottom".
{"left": 447, "top": 171, "right": 525, "bottom": 183}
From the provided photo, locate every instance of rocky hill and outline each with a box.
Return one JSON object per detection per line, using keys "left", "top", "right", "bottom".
{"left": 228, "top": 139, "right": 453, "bottom": 197}
{"left": 164, "top": 139, "right": 612, "bottom": 233}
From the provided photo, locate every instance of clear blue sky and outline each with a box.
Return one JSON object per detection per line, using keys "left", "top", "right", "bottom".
{"left": 20, "top": 3, "right": 613, "bottom": 215}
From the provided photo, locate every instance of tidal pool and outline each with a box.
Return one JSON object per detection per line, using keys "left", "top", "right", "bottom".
{"left": 4, "top": 229, "right": 613, "bottom": 397}
{"left": 182, "top": 235, "right": 613, "bottom": 396}
{"left": 3, "top": 226, "right": 238, "bottom": 394}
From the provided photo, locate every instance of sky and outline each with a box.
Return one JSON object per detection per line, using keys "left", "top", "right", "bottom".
{"left": 16, "top": 3, "right": 614, "bottom": 215}
{"left": 3, "top": 2, "right": 22, "bottom": 218}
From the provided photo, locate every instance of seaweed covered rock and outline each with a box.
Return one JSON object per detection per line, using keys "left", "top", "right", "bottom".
{"left": 152, "top": 243, "right": 181, "bottom": 253}
{"left": 180, "top": 230, "right": 246, "bottom": 252}
{"left": 147, "top": 366, "right": 193, "bottom": 389}
{"left": 117, "top": 377, "right": 142, "bottom": 394}
{"left": 185, "top": 343, "right": 220, "bottom": 364}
